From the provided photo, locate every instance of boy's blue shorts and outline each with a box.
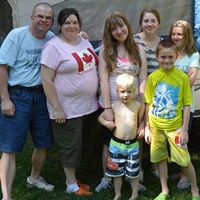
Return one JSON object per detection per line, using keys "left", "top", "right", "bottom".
{"left": 106, "top": 136, "right": 140, "bottom": 178}
{"left": 0, "top": 87, "right": 53, "bottom": 153}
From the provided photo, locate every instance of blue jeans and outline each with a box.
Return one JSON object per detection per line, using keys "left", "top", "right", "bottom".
{"left": 0, "top": 87, "right": 53, "bottom": 153}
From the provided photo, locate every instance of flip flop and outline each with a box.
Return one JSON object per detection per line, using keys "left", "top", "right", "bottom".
{"left": 177, "top": 180, "right": 190, "bottom": 190}
{"left": 192, "top": 197, "right": 200, "bottom": 200}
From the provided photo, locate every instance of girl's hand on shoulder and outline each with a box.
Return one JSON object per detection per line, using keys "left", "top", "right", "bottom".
{"left": 80, "top": 31, "right": 89, "bottom": 40}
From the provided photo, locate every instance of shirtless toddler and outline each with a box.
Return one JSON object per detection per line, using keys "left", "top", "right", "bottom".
{"left": 98, "top": 73, "right": 141, "bottom": 200}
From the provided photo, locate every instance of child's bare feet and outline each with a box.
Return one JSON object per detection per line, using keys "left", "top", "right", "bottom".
{"left": 191, "top": 184, "right": 200, "bottom": 198}
{"left": 191, "top": 190, "right": 200, "bottom": 198}
{"left": 113, "top": 194, "right": 121, "bottom": 200}
{"left": 129, "top": 195, "right": 138, "bottom": 200}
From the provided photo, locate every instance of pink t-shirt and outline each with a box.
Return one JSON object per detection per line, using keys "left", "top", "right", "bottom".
{"left": 41, "top": 36, "right": 98, "bottom": 119}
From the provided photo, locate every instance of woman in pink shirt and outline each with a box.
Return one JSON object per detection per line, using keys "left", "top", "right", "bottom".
{"left": 41, "top": 8, "right": 98, "bottom": 196}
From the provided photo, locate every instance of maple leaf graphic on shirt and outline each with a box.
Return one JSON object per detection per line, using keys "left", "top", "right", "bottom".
{"left": 82, "top": 53, "right": 93, "bottom": 65}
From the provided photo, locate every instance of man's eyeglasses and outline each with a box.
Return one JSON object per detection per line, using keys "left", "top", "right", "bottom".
{"left": 33, "top": 15, "right": 53, "bottom": 21}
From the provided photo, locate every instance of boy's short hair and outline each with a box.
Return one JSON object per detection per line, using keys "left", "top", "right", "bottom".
{"left": 156, "top": 39, "right": 178, "bottom": 55}
{"left": 116, "top": 73, "right": 135, "bottom": 88}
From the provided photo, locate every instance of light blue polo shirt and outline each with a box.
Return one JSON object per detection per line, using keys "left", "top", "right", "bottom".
{"left": 0, "top": 26, "right": 55, "bottom": 87}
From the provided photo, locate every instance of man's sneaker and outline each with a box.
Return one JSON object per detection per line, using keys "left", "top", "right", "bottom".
{"left": 74, "top": 187, "right": 92, "bottom": 195}
{"left": 77, "top": 180, "right": 90, "bottom": 191}
{"left": 95, "top": 177, "right": 113, "bottom": 192}
{"left": 26, "top": 176, "right": 54, "bottom": 192}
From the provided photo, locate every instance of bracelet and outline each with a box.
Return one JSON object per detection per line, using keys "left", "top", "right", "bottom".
{"left": 104, "top": 107, "right": 112, "bottom": 109}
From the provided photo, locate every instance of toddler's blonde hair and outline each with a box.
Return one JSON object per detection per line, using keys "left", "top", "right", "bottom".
{"left": 116, "top": 73, "right": 135, "bottom": 89}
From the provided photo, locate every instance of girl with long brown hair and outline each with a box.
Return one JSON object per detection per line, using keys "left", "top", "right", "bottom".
{"left": 95, "top": 11, "right": 147, "bottom": 198}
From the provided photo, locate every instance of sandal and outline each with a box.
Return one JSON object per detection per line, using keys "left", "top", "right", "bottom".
{"left": 177, "top": 181, "right": 190, "bottom": 190}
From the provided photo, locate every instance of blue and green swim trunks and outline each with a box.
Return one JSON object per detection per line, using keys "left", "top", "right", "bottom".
{"left": 105, "top": 135, "right": 140, "bottom": 178}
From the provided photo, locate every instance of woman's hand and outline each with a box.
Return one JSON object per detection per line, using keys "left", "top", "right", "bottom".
{"left": 137, "top": 121, "right": 145, "bottom": 139}
{"left": 41, "top": 65, "right": 66, "bottom": 124}
{"left": 188, "top": 67, "right": 198, "bottom": 87}
{"left": 103, "top": 109, "right": 114, "bottom": 122}
{"left": 105, "top": 120, "right": 116, "bottom": 131}
{"left": 54, "top": 109, "right": 66, "bottom": 124}
{"left": 138, "top": 44, "right": 147, "bottom": 124}
{"left": 98, "top": 45, "right": 114, "bottom": 122}
{"left": 138, "top": 104, "right": 145, "bottom": 124}
{"left": 188, "top": 68, "right": 193, "bottom": 78}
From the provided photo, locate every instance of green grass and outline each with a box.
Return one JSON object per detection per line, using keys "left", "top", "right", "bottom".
{"left": 1, "top": 126, "right": 200, "bottom": 200}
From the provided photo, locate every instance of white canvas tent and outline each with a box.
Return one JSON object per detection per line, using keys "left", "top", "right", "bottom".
{"left": 7, "top": 0, "right": 193, "bottom": 41}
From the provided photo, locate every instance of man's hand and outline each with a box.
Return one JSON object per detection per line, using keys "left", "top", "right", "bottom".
{"left": 1, "top": 99, "right": 15, "bottom": 117}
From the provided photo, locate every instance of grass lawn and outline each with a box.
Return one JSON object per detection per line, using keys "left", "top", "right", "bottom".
{"left": 1, "top": 124, "right": 200, "bottom": 200}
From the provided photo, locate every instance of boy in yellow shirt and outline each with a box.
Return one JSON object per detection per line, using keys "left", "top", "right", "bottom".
{"left": 144, "top": 39, "right": 200, "bottom": 200}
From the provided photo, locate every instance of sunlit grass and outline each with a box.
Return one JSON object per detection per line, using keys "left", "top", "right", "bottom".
{"left": 1, "top": 125, "right": 200, "bottom": 200}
